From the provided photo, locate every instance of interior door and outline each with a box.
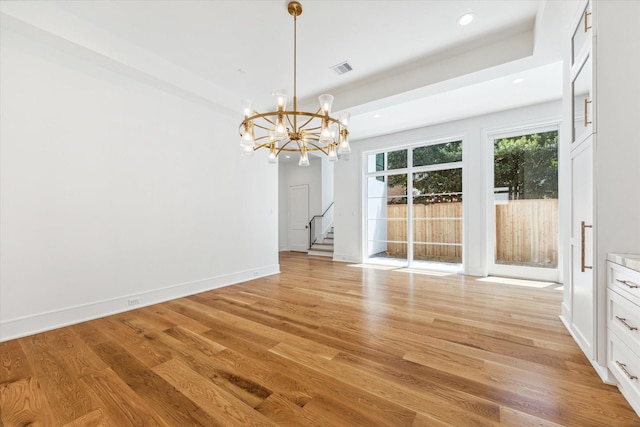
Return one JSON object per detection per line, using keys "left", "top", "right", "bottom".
{"left": 288, "top": 184, "right": 309, "bottom": 252}
{"left": 570, "top": 139, "right": 594, "bottom": 357}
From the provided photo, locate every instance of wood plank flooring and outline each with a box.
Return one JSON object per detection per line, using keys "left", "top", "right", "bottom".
{"left": 1, "top": 252, "right": 638, "bottom": 426}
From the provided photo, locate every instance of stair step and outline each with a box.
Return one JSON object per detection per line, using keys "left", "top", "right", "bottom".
{"left": 309, "top": 227, "right": 334, "bottom": 258}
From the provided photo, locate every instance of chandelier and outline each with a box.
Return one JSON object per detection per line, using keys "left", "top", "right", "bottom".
{"left": 238, "top": 1, "right": 351, "bottom": 166}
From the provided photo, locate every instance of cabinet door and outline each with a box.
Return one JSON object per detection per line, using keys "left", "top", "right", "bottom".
{"left": 570, "top": 138, "right": 594, "bottom": 357}
{"left": 571, "top": 0, "right": 592, "bottom": 66}
{"left": 572, "top": 54, "right": 593, "bottom": 145}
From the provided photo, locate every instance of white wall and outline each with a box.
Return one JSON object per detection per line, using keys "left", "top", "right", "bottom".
{"left": 320, "top": 156, "right": 335, "bottom": 236}
{"left": 334, "top": 100, "right": 562, "bottom": 275}
{"left": 593, "top": 0, "right": 640, "bottom": 259}
{"left": 278, "top": 164, "right": 289, "bottom": 251}
{"left": 0, "top": 19, "right": 279, "bottom": 341}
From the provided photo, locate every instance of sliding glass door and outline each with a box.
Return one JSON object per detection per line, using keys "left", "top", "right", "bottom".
{"left": 365, "top": 140, "right": 463, "bottom": 269}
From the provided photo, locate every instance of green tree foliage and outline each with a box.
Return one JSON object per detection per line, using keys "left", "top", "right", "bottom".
{"left": 413, "top": 141, "right": 462, "bottom": 167}
{"left": 387, "top": 142, "right": 463, "bottom": 203}
{"left": 413, "top": 169, "right": 462, "bottom": 204}
{"left": 380, "top": 133, "right": 558, "bottom": 204}
{"left": 387, "top": 149, "right": 407, "bottom": 169}
{"left": 494, "top": 131, "right": 558, "bottom": 200}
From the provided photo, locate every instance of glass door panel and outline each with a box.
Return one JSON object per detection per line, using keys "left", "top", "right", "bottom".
{"left": 571, "top": 1, "right": 591, "bottom": 65}
{"left": 572, "top": 55, "right": 592, "bottom": 144}
{"left": 366, "top": 175, "right": 407, "bottom": 261}
{"left": 492, "top": 131, "right": 559, "bottom": 270}
{"left": 412, "top": 169, "right": 462, "bottom": 263}
{"left": 365, "top": 140, "right": 463, "bottom": 270}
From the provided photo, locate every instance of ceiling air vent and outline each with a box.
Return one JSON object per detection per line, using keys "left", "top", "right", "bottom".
{"left": 330, "top": 61, "right": 353, "bottom": 76}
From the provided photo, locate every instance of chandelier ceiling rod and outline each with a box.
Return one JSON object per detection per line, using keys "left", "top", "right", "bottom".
{"left": 292, "top": 1, "right": 299, "bottom": 135}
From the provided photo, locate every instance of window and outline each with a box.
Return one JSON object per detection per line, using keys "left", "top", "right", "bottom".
{"left": 365, "top": 140, "right": 463, "bottom": 267}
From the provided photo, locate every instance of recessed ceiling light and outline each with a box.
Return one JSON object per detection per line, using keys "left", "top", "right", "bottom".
{"left": 457, "top": 13, "right": 475, "bottom": 26}
{"left": 513, "top": 77, "right": 525, "bottom": 84}
{"left": 373, "top": 113, "right": 382, "bottom": 119}
{"left": 285, "top": 155, "right": 291, "bottom": 159}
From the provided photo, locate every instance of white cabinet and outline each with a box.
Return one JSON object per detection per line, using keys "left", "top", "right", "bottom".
{"left": 570, "top": 0, "right": 594, "bottom": 146}
{"left": 564, "top": 0, "right": 603, "bottom": 373}
{"left": 569, "top": 141, "right": 594, "bottom": 356}
{"left": 561, "top": 0, "right": 640, "bottom": 385}
{"left": 607, "top": 256, "right": 640, "bottom": 415}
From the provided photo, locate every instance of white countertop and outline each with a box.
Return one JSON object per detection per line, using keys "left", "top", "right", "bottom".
{"left": 608, "top": 253, "right": 640, "bottom": 273}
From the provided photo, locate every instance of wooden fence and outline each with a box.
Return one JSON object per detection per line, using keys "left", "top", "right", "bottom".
{"left": 494, "top": 199, "right": 558, "bottom": 267}
{"left": 386, "top": 203, "right": 463, "bottom": 262}
{"left": 385, "top": 199, "right": 557, "bottom": 266}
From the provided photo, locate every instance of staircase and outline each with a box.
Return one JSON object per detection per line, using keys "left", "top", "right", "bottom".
{"left": 308, "top": 227, "right": 334, "bottom": 257}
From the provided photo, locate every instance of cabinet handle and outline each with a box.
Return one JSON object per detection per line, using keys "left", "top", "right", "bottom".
{"left": 584, "top": 99, "right": 592, "bottom": 127}
{"left": 581, "top": 221, "right": 593, "bottom": 272}
{"left": 616, "top": 361, "right": 638, "bottom": 380}
{"left": 584, "top": 9, "right": 591, "bottom": 33}
{"left": 616, "top": 316, "right": 638, "bottom": 331}
{"left": 616, "top": 279, "right": 639, "bottom": 289}
{"left": 584, "top": 10, "right": 592, "bottom": 32}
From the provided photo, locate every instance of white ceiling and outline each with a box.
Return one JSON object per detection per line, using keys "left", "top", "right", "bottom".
{"left": 0, "top": 0, "right": 581, "bottom": 141}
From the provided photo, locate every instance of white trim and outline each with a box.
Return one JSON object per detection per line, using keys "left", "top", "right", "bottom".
{"left": 0, "top": 264, "right": 280, "bottom": 342}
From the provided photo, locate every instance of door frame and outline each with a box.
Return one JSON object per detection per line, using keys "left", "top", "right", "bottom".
{"left": 288, "top": 184, "right": 309, "bottom": 252}
{"left": 486, "top": 123, "right": 561, "bottom": 282}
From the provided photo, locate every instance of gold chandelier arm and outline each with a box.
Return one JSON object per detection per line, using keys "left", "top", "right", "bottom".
{"left": 303, "top": 139, "right": 329, "bottom": 155}
{"left": 253, "top": 121, "right": 275, "bottom": 132}
{"left": 252, "top": 136, "right": 272, "bottom": 150}
{"left": 296, "top": 107, "right": 323, "bottom": 129}
{"left": 242, "top": 113, "right": 276, "bottom": 127}
{"left": 285, "top": 113, "right": 295, "bottom": 130}
{"left": 276, "top": 138, "right": 296, "bottom": 155}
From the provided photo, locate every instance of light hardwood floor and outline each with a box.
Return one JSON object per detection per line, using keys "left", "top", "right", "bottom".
{"left": 1, "top": 252, "right": 638, "bottom": 426}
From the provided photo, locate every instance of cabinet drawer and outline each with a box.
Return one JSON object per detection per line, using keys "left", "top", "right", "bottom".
{"left": 609, "top": 289, "right": 640, "bottom": 355}
{"left": 609, "top": 262, "right": 640, "bottom": 303}
{"left": 609, "top": 331, "right": 640, "bottom": 413}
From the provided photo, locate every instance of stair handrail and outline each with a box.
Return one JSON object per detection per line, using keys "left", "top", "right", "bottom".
{"left": 308, "top": 202, "right": 334, "bottom": 249}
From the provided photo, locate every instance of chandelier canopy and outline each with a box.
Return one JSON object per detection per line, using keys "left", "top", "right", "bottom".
{"left": 238, "top": 1, "right": 351, "bottom": 166}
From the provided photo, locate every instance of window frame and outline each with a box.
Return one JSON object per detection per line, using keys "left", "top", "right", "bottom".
{"left": 363, "top": 137, "right": 464, "bottom": 268}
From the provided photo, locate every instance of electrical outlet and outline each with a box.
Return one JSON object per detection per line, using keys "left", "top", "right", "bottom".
{"left": 128, "top": 298, "right": 140, "bottom": 306}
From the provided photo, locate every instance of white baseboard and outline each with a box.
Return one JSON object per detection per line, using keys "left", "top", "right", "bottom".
{"left": 332, "top": 253, "right": 361, "bottom": 263}
{"left": 0, "top": 264, "right": 280, "bottom": 342}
